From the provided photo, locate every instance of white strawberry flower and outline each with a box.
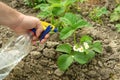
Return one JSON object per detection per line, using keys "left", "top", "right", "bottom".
{"left": 73, "top": 45, "right": 79, "bottom": 52}
{"left": 73, "top": 45, "right": 84, "bottom": 52}
{"left": 78, "top": 46, "right": 84, "bottom": 52}
{"left": 83, "top": 42, "right": 89, "bottom": 49}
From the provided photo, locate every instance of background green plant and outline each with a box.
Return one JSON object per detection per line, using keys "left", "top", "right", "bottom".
{"left": 33, "top": 0, "right": 81, "bottom": 32}
{"left": 34, "top": 0, "right": 77, "bottom": 18}
{"left": 115, "top": 24, "right": 120, "bottom": 32}
{"left": 89, "top": 7, "right": 108, "bottom": 23}
{"left": 109, "top": 5, "right": 120, "bottom": 32}
{"left": 56, "top": 35, "right": 102, "bottom": 71}
{"left": 110, "top": 5, "right": 120, "bottom": 22}
{"left": 24, "top": 0, "right": 47, "bottom": 7}
{"left": 33, "top": 0, "right": 91, "bottom": 39}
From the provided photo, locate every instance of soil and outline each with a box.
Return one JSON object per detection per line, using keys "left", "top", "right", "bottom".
{"left": 0, "top": 0, "right": 120, "bottom": 80}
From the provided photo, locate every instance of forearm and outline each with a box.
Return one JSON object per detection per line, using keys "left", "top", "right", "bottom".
{"left": 0, "top": 2, "right": 24, "bottom": 28}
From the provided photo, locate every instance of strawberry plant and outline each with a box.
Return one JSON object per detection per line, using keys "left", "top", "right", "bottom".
{"left": 33, "top": 0, "right": 87, "bottom": 22}
{"left": 59, "top": 13, "right": 91, "bottom": 39}
{"left": 24, "top": 0, "right": 47, "bottom": 7}
{"left": 56, "top": 35, "right": 102, "bottom": 71}
{"left": 33, "top": 0, "right": 81, "bottom": 30}
{"left": 110, "top": 5, "right": 120, "bottom": 22}
{"left": 33, "top": 0, "right": 91, "bottom": 35}
{"left": 24, "top": 0, "right": 103, "bottom": 71}
{"left": 34, "top": 0, "right": 77, "bottom": 18}
{"left": 89, "top": 7, "right": 108, "bottom": 23}
{"left": 79, "top": 0, "right": 87, "bottom": 3}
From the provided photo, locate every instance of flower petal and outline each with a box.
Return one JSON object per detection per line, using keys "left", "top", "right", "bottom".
{"left": 78, "top": 46, "right": 84, "bottom": 52}
{"left": 83, "top": 42, "right": 89, "bottom": 49}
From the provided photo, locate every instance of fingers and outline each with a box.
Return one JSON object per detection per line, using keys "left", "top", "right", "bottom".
{"left": 31, "top": 19, "right": 50, "bottom": 44}
{"left": 32, "top": 36, "right": 37, "bottom": 41}
{"left": 32, "top": 33, "right": 50, "bottom": 45}
{"left": 36, "top": 21, "right": 43, "bottom": 38}
{"left": 44, "top": 33, "right": 50, "bottom": 39}
{"left": 40, "top": 34, "right": 50, "bottom": 44}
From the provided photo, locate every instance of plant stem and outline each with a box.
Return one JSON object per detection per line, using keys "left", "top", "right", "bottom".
{"left": 31, "top": 0, "right": 35, "bottom": 6}
{"left": 74, "top": 32, "right": 77, "bottom": 45}
{"left": 51, "top": 15, "right": 54, "bottom": 24}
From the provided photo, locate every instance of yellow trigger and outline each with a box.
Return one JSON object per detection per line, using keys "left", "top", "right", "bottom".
{"left": 41, "top": 21, "right": 55, "bottom": 30}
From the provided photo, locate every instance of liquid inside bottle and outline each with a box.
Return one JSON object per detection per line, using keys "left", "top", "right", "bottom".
{"left": 0, "top": 34, "right": 31, "bottom": 80}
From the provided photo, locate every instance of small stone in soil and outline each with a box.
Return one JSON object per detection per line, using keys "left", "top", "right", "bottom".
{"left": 31, "top": 46, "right": 37, "bottom": 51}
{"left": 103, "top": 39, "right": 110, "bottom": 44}
{"left": 50, "top": 64, "right": 57, "bottom": 68}
{"left": 82, "top": 12, "right": 89, "bottom": 16}
{"left": 46, "top": 41, "right": 59, "bottom": 48}
{"left": 87, "top": 70, "right": 99, "bottom": 78}
{"left": 54, "top": 69, "right": 64, "bottom": 76}
{"left": 30, "top": 51, "right": 42, "bottom": 59}
{"left": 105, "top": 46, "right": 113, "bottom": 53}
{"left": 98, "top": 61, "right": 103, "bottom": 67}
{"left": 43, "top": 48, "right": 56, "bottom": 58}
{"left": 13, "top": 67, "right": 23, "bottom": 76}
{"left": 100, "top": 68, "right": 112, "bottom": 79}
{"left": 40, "top": 59, "right": 48, "bottom": 66}
{"left": 0, "top": 41, "right": 2, "bottom": 48}
{"left": 30, "top": 51, "right": 40, "bottom": 56}
{"left": 37, "top": 44, "right": 45, "bottom": 51}
{"left": 49, "top": 33, "right": 60, "bottom": 41}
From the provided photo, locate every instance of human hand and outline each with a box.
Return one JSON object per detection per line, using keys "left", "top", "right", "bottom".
{"left": 10, "top": 14, "right": 49, "bottom": 44}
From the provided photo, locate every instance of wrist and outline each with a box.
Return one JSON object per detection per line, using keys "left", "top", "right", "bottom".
{"left": 9, "top": 13, "right": 25, "bottom": 29}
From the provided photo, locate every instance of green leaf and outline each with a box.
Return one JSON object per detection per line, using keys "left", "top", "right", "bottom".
{"left": 34, "top": 4, "right": 49, "bottom": 11}
{"left": 60, "top": 13, "right": 91, "bottom": 40}
{"left": 56, "top": 43, "right": 72, "bottom": 53}
{"left": 52, "top": 6, "right": 65, "bottom": 16}
{"left": 79, "top": 0, "right": 86, "bottom": 3}
{"left": 73, "top": 19, "right": 91, "bottom": 29}
{"left": 63, "top": 0, "right": 77, "bottom": 7}
{"left": 92, "top": 42, "right": 102, "bottom": 53}
{"left": 110, "top": 12, "right": 120, "bottom": 22}
{"left": 61, "top": 13, "right": 77, "bottom": 25}
{"left": 96, "top": 7, "right": 108, "bottom": 17}
{"left": 115, "top": 24, "right": 120, "bottom": 32}
{"left": 60, "top": 17, "right": 72, "bottom": 26}
{"left": 73, "top": 51, "right": 95, "bottom": 64}
{"left": 80, "top": 35, "right": 93, "bottom": 44}
{"left": 60, "top": 27, "right": 75, "bottom": 40}
{"left": 47, "top": 0, "right": 61, "bottom": 4}
{"left": 24, "top": 0, "right": 34, "bottom": 7}
{"left": 114, "top": 5, "right": 120, "bottom": 12}
{"left": 110, "top": 5, "right": 120, "bottom": 22}
{"left": 89, "top": 7, "right": 108, "bottom": 21}
{"left": 37, "top": 10, "right": 52, "bottom": 18}
{"left": 57, "top": 54, "right": 74, "bottom": 71}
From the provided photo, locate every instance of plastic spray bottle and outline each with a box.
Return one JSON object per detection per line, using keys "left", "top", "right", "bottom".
{"left": 0, "top": 21, "right": 57, "bottom": 80}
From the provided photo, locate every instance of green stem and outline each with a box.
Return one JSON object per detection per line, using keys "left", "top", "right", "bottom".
{"left": 43, "top": 0, "right": 46, "bottom": 3}
{"left": 74, "top": 32, "right": 77, "bottom": 45}
{"left": 51, "top": 15, "right": 54, "bottom": 24}
{"left": 31, "top": 0, "right": 34, "bottom": 6}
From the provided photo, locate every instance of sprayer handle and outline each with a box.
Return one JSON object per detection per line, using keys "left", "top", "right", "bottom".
{"left": 31, "top": 25, "right": 52, "bottom": 41}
